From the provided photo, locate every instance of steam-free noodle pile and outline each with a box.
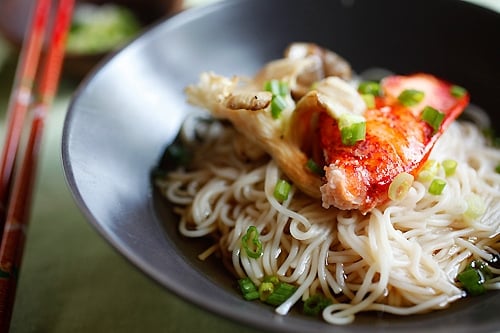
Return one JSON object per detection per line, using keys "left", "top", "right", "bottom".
{"left": 156, "top": 113, "right": 500, "bottom": 325}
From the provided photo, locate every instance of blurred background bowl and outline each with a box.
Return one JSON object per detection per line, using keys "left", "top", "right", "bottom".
{"left": 0, "top": 0, "right": 183, "bottom": 79}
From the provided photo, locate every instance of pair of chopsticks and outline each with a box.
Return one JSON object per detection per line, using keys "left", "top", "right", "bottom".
{"left": 0, "top": 0, "right": 74, "bottom": 330}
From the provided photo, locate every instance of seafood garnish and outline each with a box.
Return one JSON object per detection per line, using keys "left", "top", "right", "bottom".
{"left": 185, "top": 43, "right": 469, "bottom": 213}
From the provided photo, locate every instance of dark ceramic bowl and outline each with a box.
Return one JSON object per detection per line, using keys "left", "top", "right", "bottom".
{"left": 62, "top": 0, "right": 500, "bottom": 332}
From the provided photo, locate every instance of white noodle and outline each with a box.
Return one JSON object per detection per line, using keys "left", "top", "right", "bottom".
{"left": 156, "top": 118, "right": 500, "bottom": 325}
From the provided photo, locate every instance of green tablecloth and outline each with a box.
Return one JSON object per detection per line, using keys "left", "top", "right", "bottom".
{"left": 0, "top": 48, "right": 254, "bottom": 333}
{"left": 1, "top": 0, "right": 498, "bottom": 332}
{"left": 1, "top": 38, "right": 259, "bottom": 333}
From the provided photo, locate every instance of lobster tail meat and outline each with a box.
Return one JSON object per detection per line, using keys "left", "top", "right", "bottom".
{"left": 319, "top": 73, "right": 469, "bottom": 213}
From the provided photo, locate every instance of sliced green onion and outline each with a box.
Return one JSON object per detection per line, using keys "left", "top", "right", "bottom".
{"left": 398, "top": 89, "right": 425, "bottom": 106}
{"left": 495, "top": 164, "right": 500, "bottom": 174}
{"left": 457, "top": 268, "right": 486, "bottom": 296}
{"left": 278, "top": 81, "right": 290, "bottom": 96}
{"left": 442, "top": 159, "right": 458, "bottom": 177}
{"left": 361, "top": 93, "right": 375, "bottom": 109}
{"left": 450, "top": 85, "right": 467, "bottom": 98}
{"left": 338, "top": 113, "right": 366, "bottom": 146}
{"left": 457, "top": 260, "right": 492, "bottom": 296}
{"left": 421, "top": 106, "right": 445, "bottom": 132}
{"left": 464, "top": 193, "right": 486, "bottom": 219}
{"left": 264, "top": 80, "right": 291, "bottom": 119}
{"left": 264, "top": 79, "right": 289, "bottom": 96}
{"left": 264, "top": 282, "right": 297, "bottom": 306}
{"left": 274, "top": 179, "right": 291, "bottom": 202}
{"left": 358, "top": 81, "right": 381, "bottom": 96}
{"left": 263, "top": 275, "right": 280, "bottom": 285}
{"left": 428, "top": 178, "right": 446, "bottom": 195}
{"left": 306, "top": 159, "right": 324, "bottom": 176}
{"left": 241, "top": 226, "right": 263, "bottom": 259}
{"left": 270, "top": 95, "right": 288, "bottom": 119}
{"left": 264, "top": 79, "right": 279, "bottom": 94}
{"left": 238, "top": 277, "right": 260, "bottom": 300}
{"left": 303, "top": 294, "right": 332, "bottom": 316}
{"left": 388, "top": 172, "right": 414, "bottom": 201}
{"left": 259, "top": 276, "right": 280, "bottom": 302}
{"left": 417, "top": 170, "right": 433, "bottom": 183}
{"left": 418, "top": 159, "right": 439, "bottom": 182}
{"left": 258, "top": 282, "right": 275, "bottom": 302}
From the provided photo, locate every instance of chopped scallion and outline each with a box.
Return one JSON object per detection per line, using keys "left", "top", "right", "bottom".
{"left": 238, "top": 277, "right": 260, "bottom": 300}
{"left": 258, "top": 282, "right": 275, "bottom": 302}
{"left": 241, "top": 226, "right": 263, "bottom": 259}
{"left": 428, "top": 178, "right": 446, "bottom": 195}
{"left": 338, "top": 113, "right": 366, "bottom": 146}
{"left": 421, "top": 106, "right": 445, "bottom": 132}
{"left": 264, "top": 79, "right": 289, "bottom": 96}
{"left": 358, "top": 81, "right": 381, "bottom": 96}
{"left": 264, "top": 80, "right": 291, "bottom": 119}
{"left": 457, "top": 260, "right": 492, "bottom": 296}
{"left": 457, "top": 268, "right": 486, "bottom": 296}
{"left": 418, "top": 159, "right": 439, "bottom": 182}
{"left": 417, "top": 170, "right": 433, "bottom": 183}
{"left": 263, "top": 275, "right": 280, "bottom": 285}
{"left": 274, "top": 179, "right": 291, "bottom": 202}
{"left": 398, "top": 89, "right": 425, "bottom": 106}
{"left": 442, "top": 159, "right": 458, "bottom": 177}
{"left": 270, "top": 95, "right": 288, "bottom": 119}
{"left": 264, "top": 80, "right": 279, "bottom": 95}
{"left": 361, "top": 93, "right": 375, "bottom": 109}
{"left": 264, "top": 282, "right": 297, "bottom": 306}
{"left": 495, "top": 164, "right": 500, "bottom": 174}
{"left": 279, "top": 81, "right": 290, "bottom": 96}
{"left": 303, "top": 294, "right": 332, "bottom": 316}
{"left": 388, "top": 172, "right": 414, "bottom": 201}
{"left": 464, "top": 193, "right": 486, "bottom": 219}
{"left": 450, "top": 85, "right": 467, "bottom": 98}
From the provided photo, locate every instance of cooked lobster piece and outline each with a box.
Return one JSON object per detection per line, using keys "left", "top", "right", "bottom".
{"left": 185, "top": 43, "right": 469, "bottom": 213}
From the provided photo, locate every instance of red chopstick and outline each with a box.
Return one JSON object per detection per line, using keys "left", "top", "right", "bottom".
{"left": 0, "top": 0, "right": 52, "bottom": 226}
{"left": 0, "top": 0, "right": 74, "bottom": 330}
